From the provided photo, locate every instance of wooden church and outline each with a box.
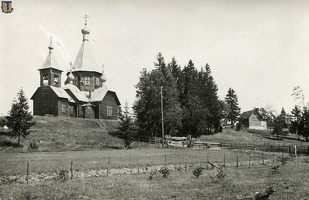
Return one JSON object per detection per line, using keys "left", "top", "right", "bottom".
{"left": 31, "top": 17, "right": 121, "bottom": 120}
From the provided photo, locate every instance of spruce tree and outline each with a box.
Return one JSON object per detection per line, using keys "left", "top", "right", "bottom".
{"left": 225, "top": 88, "right": 241, "bottom": 127}
{"left": 6, "top": 88, "right": 35, "bottom": 146}
{"left": 118, "top": 101, "right": 136, "bottom": 148}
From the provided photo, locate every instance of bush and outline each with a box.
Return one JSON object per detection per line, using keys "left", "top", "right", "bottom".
{"left": 210, "top": 167, "right": 227, "bottom": 183}
{"left": 159, "top": 167, "right": 170, "bottom": 178}
{"left": 58, "top": 169, "right": 69, "bottom": 181}
{"left": 192, "top": 166, "right": 203, "bottom": 178}
{"left": 28, "top": 140, "right": 38, "bottom": 151}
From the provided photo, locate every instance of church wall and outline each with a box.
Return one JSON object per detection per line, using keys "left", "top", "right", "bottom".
{"left": 73, "top": 71, "right": 102, "bottom": 92}
{"left": 32, "top": 87, "right": 60, "bottom": 116}
{"left": 57, "top": 100, "right": 69, "bottom": 117}
{"left": 99, "top": 92, "right": 119, "bottom": 120}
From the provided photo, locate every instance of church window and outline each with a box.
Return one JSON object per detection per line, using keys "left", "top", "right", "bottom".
{"left": 96, "top": 77, "right": 100, "bottom": 86}
{"left": 107, "top": 106, "right": 113, "bottom": 116}
{"left": 43, "top": 74, "right": 48, "bottom": 86}
{"left": 85, "top": 77, "right": 90, "bottom": 85}
{"left": 53, "top": 75, "right": 59, "bottom": 87}
{"left": 61, "top": 105, "right": 66, "bottom": 113}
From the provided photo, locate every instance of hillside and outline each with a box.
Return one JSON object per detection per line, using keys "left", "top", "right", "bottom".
{"left": 0, "top": 116, "right": 124, "bottom": 152}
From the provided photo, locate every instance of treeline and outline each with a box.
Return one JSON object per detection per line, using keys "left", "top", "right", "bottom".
{"left": 132, "top": 53, "right": 224, "bottom": 138}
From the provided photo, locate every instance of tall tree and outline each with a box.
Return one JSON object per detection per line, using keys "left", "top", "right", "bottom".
{"left": 225, "top": 88, "right": 241, "bottom": 127}
{"left": 133, "top": 53, "right": 182, "bottom": 137}
{"left": 118, "top": 101, "right": 136, "bottom": 148}
{"left": 290, "top": 105, "right": 302, "bottom": 135}
{"left": 6, "top": 88, "right": 35, "bottom": 146}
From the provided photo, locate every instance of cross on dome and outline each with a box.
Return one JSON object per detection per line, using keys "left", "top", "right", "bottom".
{"left": 84, "top": 14, "right": 89, "bottom": 25}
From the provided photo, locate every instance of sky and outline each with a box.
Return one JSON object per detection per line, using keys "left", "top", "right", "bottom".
{"left": 1, "top": 0, "right": 309, "bottom": 116}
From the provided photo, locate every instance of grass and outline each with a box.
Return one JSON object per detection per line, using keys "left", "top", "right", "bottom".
{"left": 199, "top": 129, "right": 309, "bottom": 146}
{"left": 0, "top": 116, "right": 124, "bottom": 152}
{"left": 0, "top": 148, "right": 275, "bottom": 176}
{"left": 1, "top": 158, "right": 309, "bottom": 199}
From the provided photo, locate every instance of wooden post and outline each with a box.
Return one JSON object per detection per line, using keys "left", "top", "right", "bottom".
{"left": 107, "top": 156, "right": 111, "bottom": 176}
{"left": 236, "top": 155, "right": 238, "bottom": 168}
{"left": 295, "top": 145, "right": 297, "bottom": 158}
{"left": 70, "top": 160, "right": 73, "bottom": 180}
{"left": 164, "top": 155, "right": 167, "bottom": 165}
{"left": 206, "top": 155, "right": 209, "bottom": 169}
{"left": 26, "top": 160, "right": 29, "bottom": 184}
{"left": 137, "top": 157, "right": 140, "bottom": 174}
{"left": 273, "top": 153, "right": 275, "bottom": 164}
{"left": 185, "top": 157, "right": 187, "bottom": 171}
{"left": 223, "top": 154, "right": 225, "bottom": 168}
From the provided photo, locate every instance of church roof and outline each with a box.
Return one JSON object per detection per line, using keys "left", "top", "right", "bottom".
{"left": 41, "top": 38, "right": 62, "bottom": 71}
{"left": 50, "top": 86, "right": 73, "bottom": 101}
{"left": 90, "top": 85, "right": 121, "bottom": 105}
{"left": 72, "top": 21, "right": 101, "bottom": 74}
{"left": 63, "top": 84, "right": 89, "bottom": 102}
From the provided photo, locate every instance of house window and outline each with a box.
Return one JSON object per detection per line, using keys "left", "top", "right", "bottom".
{"left": 84, "top": 77, "right": 90, "bottom": 85}
{"left": 107, "top": 106, "right": 113, "bottom": 117}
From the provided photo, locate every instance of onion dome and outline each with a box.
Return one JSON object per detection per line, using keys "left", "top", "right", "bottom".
{"left": 81, "top": 26, "right": 90, "bottom": 35}
{"left": 100, "top": 72, "right": 107, "bottom": 82}
{"left": 67, "top": 71, "right": 75, "bottom": 81}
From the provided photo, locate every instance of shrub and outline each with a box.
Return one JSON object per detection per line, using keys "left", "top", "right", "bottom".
{"left": 149, "top": 170, "right": 157, "bottom": 180}
{"left": 210, "top": 167, "right": 227, "bottom": 183}
{"left": 192, "top": 166, "right": 203, "bottom": 178}
{"left": 159, "top": 167, "right": 170, "bottom": 178}
{"left": 58, "top": 169, "right": 69, "bottom": 181}
{"left": 28, "top": 140, "right": 38, "bottom": 151}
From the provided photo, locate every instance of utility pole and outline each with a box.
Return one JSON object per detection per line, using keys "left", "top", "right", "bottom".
{"left": 161, "top": 86, "right": 164, "bottom": 147}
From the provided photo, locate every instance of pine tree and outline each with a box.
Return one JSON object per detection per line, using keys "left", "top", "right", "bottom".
{"left": 290, "top": 105, "right": 302, "bottom": 135}
{"left": 5, "top": 88, "right": 35, "bottom": 146}
{"left": 225, "top": 88, "right": 241, "bottom": 127}
{"left": 133, "top": 53, "right": 182, "bottom": 137}
{"left": 118, "top": 101, "right": 136, "bottom": 148}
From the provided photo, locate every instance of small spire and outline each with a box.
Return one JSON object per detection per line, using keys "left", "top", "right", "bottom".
{"left": 48, "top": 36, "right": 53, "bottom": 52}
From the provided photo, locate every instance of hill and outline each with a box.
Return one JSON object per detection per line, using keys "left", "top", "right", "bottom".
{"left": 0, "top": 116, "right": 124, "bottom": 152}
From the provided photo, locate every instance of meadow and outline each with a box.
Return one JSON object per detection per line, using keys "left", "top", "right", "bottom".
{"left": 1, "top": 157, "right": 309, "bottom": 200}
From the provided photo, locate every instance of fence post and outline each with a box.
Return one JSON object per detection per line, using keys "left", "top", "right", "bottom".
{"left": 262, "top": 152, "right": 264, "bottom": 165}
{"left": 164, "top": 155, "right": 167, "bottom": 165}
{"left": 107, "top": 156, "right": 111, "bottom": 176}
{"left": 295, "top": 145, "right": 297, "bottom": 158}
{"left": 137, "top": 157, "right": 140, "bottom": 174}
{"left": 223, "top": 154, "right": 225, "bottom": 168}
{"left": 273, "top": 153, "right": 275, "bottom": 164}
{"left": 236, "top": 155, "right": 238, "bottom": 168}
{"left": 206, "top": 155, "right": 209, "bottom": 169}
{"left": 26, "top": 160, "right": 29, "bottom": 184}
{"left": 70, "top": 160, "right": 73, "bottom": 180}
{"left": 185, "top": 157, "right": 187, "bottom": 171}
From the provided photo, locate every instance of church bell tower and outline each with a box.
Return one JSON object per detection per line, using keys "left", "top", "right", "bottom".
{"left": 39, "top": 37, "right": 63, "bottom": 88}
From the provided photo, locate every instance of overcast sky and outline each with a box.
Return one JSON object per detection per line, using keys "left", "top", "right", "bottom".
{"left": 1, "top": 0, "right": 309, "bottom": 116}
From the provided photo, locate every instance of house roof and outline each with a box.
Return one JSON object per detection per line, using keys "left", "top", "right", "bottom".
{"left": 239, "top": 108, "right": 264, "bottom": 121}
{"left": 63, "top": 84, "right": 89, "bottom": 102}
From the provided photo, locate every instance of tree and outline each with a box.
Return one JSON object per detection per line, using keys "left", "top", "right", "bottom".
{"left": 290, "top": 105, "right": 302, "bottom": 135}
{"left": 299, "top": 108, "right": 309, "bottom": 141}
{"left": 5, "top": 88, "right": 35, "bottom": 146}
{"left": 118, "top": 101, "right": 136, "bottom": 148}
{"left": 224, "top": 88, "right": 241, "bottom": 128}
{"left": 133, "top": 53, "right": 182, "bottom": 137}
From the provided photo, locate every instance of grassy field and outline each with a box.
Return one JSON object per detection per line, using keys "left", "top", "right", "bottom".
{"left": 0, "top": 148, "right": 275, "bottom": 176}
{"left": 0, "top": 116, "right": 124, "bottom": 152}
{"left": 1, "top": 157, "right": 309, "bottom": 200}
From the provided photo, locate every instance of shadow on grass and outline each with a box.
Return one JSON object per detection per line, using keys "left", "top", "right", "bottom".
{"left": 0, "top": 140, "right": 23, "bottom": 148}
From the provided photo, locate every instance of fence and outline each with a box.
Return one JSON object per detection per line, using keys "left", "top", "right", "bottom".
{"left": 1, "top": 149, "right": 285, "bottom": 185}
